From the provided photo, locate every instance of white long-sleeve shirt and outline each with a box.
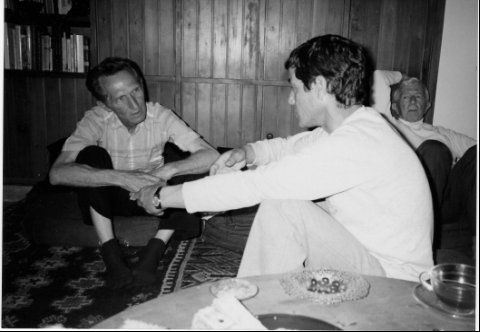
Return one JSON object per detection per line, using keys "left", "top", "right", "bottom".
{"left": 183, "top": 106, "right": 434, "bottom": 281}
{"left": 372, "top": 70, "right": 476, "bottom": 162}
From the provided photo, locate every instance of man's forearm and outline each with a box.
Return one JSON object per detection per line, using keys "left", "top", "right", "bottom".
{"left": 155, "top": 148, "right": 219, "bottom": 179}
{"left": 49, "top": 163, "right": 123, "bottom": 188}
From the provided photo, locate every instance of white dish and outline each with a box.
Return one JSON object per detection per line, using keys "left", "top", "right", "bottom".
{"left": 209, "top": 278, "right": 259, "bottom": 300}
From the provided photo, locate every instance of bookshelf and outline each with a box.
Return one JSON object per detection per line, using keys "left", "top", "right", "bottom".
{"left": 4, "top": 0, "right": 91, "bottom": 74}
{"left": 3, "top": 0, "right": 95, "bottom": 184}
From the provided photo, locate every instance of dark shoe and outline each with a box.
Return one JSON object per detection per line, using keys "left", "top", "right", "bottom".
{"left": 133, "top": 238, "right": 166, "bottom": 286}
{"left": 100, "top": 239, "right": 134, "bottom": 289}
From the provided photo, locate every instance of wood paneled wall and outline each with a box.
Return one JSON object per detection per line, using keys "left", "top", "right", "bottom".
{"left": 3, "top": 0, "right": 445, "bottom": 183}
{"left": 92, "top": 0, "right": 444, "bottom": 147}
{"left": 3, "top": 73, "right": 94, "bottom": 183}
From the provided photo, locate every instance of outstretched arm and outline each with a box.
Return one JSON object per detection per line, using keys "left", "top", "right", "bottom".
{"left": 149, "top": 138, "right": 220, "bottom": 181}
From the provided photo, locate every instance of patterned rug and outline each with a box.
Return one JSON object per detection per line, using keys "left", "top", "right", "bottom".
{"left": 1, "top": 201, "right": 242, "bottom": 328}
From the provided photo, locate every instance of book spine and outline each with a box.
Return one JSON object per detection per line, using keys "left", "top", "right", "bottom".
{"left": 75, "top": 34, "right": 84, "bottom": 73}
{"left": 26, "top": 25, "right": 33, "bottom": 70}
{"left": 14, "top": 25, "right": 22, "bottom": 70}
{"left": 83, "top": 36, "right": 90, "bottom": 72}
{"left": 4, "top": 23, "right": 10, "bottom": 69}
{"left": 7, "top": 25, "right": 16, "bottom": 70}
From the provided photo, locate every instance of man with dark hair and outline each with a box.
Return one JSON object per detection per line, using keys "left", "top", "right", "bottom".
{"left": 133, "top": 35, "right": 434, "bottom": 282}
{"left": 49, "top": 57, "right": 219, "bottom": 289}
{"left": 372, "top": 70, "right": 476, "bottom": 256}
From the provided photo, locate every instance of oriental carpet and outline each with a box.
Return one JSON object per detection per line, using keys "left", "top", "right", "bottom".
{"left": 1, "top": 201, "right": 242, "bottom": 328}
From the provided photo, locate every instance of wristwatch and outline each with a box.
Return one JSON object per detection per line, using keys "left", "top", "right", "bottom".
{"left": 152, "top": 186, "right": 163, "bottom": 209}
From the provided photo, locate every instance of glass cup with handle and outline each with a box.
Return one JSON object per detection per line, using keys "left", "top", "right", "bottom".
{"left": 419, "top": 263, "right": 476, "bottom": 315}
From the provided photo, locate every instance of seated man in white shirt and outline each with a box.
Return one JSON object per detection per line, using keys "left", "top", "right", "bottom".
{"left": 372, "top": 70, "right": 476, "bottom": 256}
{"left": 49, "top": 57, "right": 219, "bottom": 289}
{"left": 133, "top": 34, "right": 434, "bottom": 282}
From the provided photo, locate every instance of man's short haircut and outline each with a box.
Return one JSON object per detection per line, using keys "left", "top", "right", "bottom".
{"left": 86, "top": 57, "right": 145, "bottom": 102}
{"left": 390, "top": 77, "right": 430, "bottom": 118}
{"left": 284, "top": 34, "right": 368, "bottom": 107}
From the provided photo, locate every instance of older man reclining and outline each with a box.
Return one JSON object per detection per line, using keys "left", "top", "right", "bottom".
{"left": 372, "top": 70, "right": 477, "bottom": 257}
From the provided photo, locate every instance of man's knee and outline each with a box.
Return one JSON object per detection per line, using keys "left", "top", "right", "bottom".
{"left": 417, "top": 140, "right": 452, "bottom": 168}
{"left": 453, "top": 145, "right": 476, "bottom": 174}
{"left": 75, "top": 146, "right": 113, "bottom": 169}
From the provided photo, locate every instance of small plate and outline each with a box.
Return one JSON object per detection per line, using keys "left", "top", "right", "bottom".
{"left": 413, "top": 285, "right": 475, "bottom": 320}
{"left": 210, "top": 278, "right": 259, "bottom": 300}
{"left": 257, "top": 314, "right": 341, "bottom": 330}
{"left": 280, "top": 269, "right": 370, "bottom": 305}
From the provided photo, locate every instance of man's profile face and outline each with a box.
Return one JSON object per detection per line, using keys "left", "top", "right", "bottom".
{"left": 100, "top": 69, "right": 147, "bottom": 130}
{"left": 287, "top": 68, "right": 323, "bottom": 128}
{"left": 397, "top": 82, "right": 430, "bottom": 122}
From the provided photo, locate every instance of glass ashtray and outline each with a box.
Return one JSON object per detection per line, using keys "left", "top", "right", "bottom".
{"left": 280, "top": 269, "right": 370, "bottom": 305}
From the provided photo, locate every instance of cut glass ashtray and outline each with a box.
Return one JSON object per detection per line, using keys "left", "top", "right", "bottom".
{"left": 280, "top": 269, "right": 370, "bottom": 305}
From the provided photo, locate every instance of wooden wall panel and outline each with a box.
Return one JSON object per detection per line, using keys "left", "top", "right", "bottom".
{"left": 213, "top": 0, "right": 228, "bottom": 78}
{"left": 95, "top": 0, "right": 112, "bottom": 62}
{"left": 226, "top": 0, "right": 243, "bottom": 78}
{"left": 297, "top": 0, "right": 314, "bottom": 46}
{"left": 159, "top": 0, "right": 176, "bottom": 76}
{"left": 349, "top": 0, "right": 382, "bottom": 66}
{"left": 211, "top": 84, "right": 227, "bottom": 147}
{"left": 261, "top": 86, "right": 278, "bottom": 138}
{"left": 407, "top": 0, "right": 428, "bottom": 77}
{"left": 227, "top": 0, "right": 243, "bottom": 79}
{"left": 128, "top": 0, "right": 144, "bottom": 69}
{"left": 27, "top": 78, "right": 48, "bottom": 180}
{"left": 264, "top": 0, "right": 281, "bottom": 81}
{"left": 243, "top": 0, "right": 260, "bottom": 79}
{"left": 181, "top": 82, "right": 197, "bottom": 129}
{"left": 158, "top": 82, "right": 177, "bottom": 110}
{"left": 111, "top": 0, "right": 129, "bottom": 57}
{"left": 3, "top": 76, "right": 30, "bottom": 180}
{"left": 45, "top": 77, "right": 62, "bottom": 144}
{"left": 242, "top": 85, "right": 258, "bottom": 144}
{"left": 197, "top": 83, "right": 212, "bottom": 141}
{"left": 145, "top": 0, "right": 159, "bottom": 74}
{"left": 376, "top": 0, "right": 398, "bottom": 69}
{"left": 226, "top": 84, "right": 242, "bottom": 147}
{"left": 198, "top": 0, "right": 213, "bottom": 78}
{"left": 4, "top": 75, "right": 94, "bottom": 183}
{"left": 182, "top": 0, "right": 198, "bottom": 77}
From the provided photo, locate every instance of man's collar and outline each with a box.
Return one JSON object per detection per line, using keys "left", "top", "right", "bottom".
{"left": 102, "top": 103, "right": 152, "bottom": 132}
{"left": 399, "top": 118, "right": 423, "bottom": 127}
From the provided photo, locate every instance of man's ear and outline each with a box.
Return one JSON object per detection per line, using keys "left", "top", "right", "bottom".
{"left": 313, "top": 76, "right": 327, "bottom": 99}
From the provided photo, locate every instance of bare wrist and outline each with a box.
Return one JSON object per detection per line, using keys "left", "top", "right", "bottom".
{"left": 244, "top": 144, "right": 256, "bottom": 166}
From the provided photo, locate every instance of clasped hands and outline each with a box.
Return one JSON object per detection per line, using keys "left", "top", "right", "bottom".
{"left": 130, "top": 147, "right": 248, "bottom": 215}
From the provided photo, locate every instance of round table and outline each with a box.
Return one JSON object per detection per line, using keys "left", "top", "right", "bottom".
{"left": 94, "top": 273, "right": 476, "bottom": 330}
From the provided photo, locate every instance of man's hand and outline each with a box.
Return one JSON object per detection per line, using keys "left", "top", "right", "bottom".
{"left": 147, "top": 164, "right": 176, "bottom": 181}
{"left": 119, "top": 171, "right": 165, "bottom": 193}
{"left": 209, "top": 148, "right": 247, "bottom": 175}
{"left": 130, "top": 183, "right": 165, "bottom": 216}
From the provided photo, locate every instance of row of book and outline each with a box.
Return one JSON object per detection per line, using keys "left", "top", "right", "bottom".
{"left": 4, "top": 0, "right": 73, "bottom": 15}
{"left": 4, "top": 23, "right": 90, "bottom": 73}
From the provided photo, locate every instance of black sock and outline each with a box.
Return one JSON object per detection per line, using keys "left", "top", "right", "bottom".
{"left": 133, "top": 238, "right": 167, "bottom": 285}
{"left": 100, "top": 239, "right": 134, "bottom": 289}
